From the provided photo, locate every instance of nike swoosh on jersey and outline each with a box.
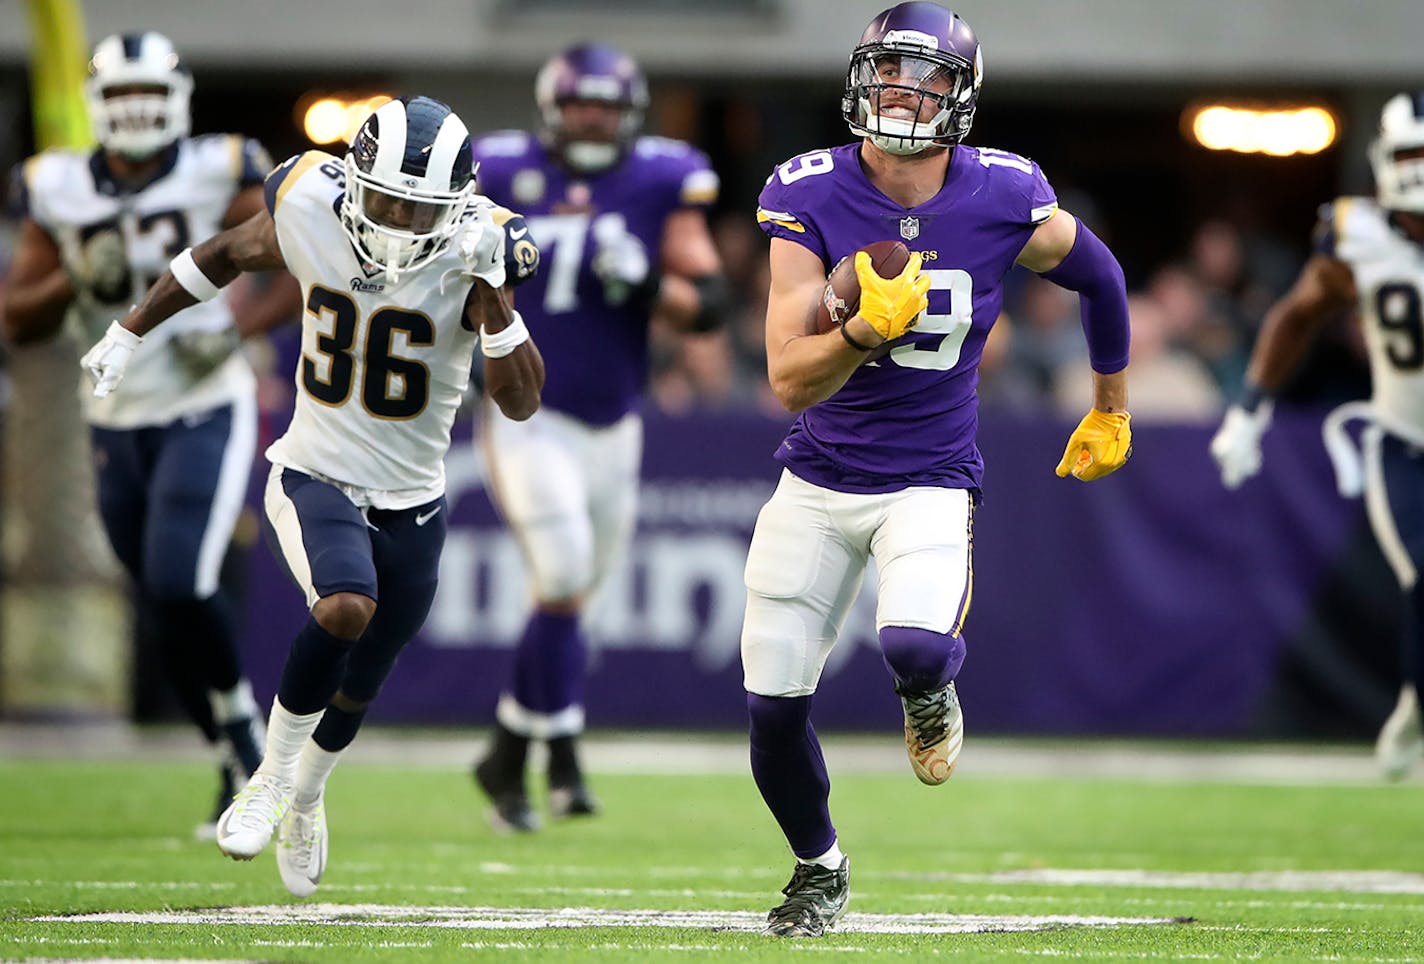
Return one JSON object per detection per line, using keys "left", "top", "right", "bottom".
{"left": 415, "top": 506, "right": 441, "bottom": 526}
{"left": 509, "top": 227, "right": 528, "bottom": 239}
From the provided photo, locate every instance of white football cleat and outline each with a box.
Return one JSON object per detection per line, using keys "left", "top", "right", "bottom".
{"left": 1376, "top": 685, "right": 1423, "bottom": 782}
{"left": 897, "top": 680, "right": 964, "bottom": 786}
{"left": 216, "top": 772, "right": 293, "bottom": 860}
{"left": 277, "top": 793, "right": 328, "bottom": 898}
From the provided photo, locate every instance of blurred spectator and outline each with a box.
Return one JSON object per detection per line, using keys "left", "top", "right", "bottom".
{"left": 1004, "top": 275, "right": 1087, "bottom": 406}
{"left": 1055, "top": 295, "right": 1221, "bottom": 421}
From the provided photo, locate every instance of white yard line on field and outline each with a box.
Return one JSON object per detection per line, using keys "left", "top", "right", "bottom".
{"left": 30, "top": 904, "right": 1185, "bottom": 935}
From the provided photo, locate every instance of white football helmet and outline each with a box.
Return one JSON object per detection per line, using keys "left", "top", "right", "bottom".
{"left": 86, "top": 32, "right": 192, "bottom": 159}
{"left": 339, "top": 96, "right": 477, "bottom": 283}
{"left": 1371, "top": 93, "right": 1424, "bottom": 214}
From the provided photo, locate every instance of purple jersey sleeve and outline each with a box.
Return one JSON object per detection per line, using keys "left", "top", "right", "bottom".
{"left": 969, "top": 147, "right": 1059, "bottom": 227}
{"left": 755, "top": 150, "right": 835, "bottom": 266}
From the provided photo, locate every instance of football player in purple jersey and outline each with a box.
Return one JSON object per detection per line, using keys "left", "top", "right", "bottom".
{"left": 744, "top": 2, "right": 1132, "bottom": 936}
{"left": 1211, "top": 92, "right": 1424, "bottom": 782}
{"left": 466, "top": 42, "right": 731, "bottom": 833}
{"left": 3, "top": 31, "right": 298, "bottom": 840}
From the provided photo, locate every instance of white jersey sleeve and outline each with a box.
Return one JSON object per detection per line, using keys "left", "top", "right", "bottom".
{"left": 262, "top": 151, "right": 481, "bottom": 506}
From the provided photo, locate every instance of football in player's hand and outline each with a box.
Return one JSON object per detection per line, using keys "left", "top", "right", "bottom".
{"left": 810, "top": 240, "right": 911, "bottom": 360}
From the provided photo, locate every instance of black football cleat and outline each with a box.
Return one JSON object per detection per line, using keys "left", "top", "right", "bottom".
{"left": 548, "top": 782, "right": 600, "bottom": 819}
{"left": 765, "top": 857, "right": 850, "bottom": 938}
{"left": 473, "top": 757, "right": 540, "bottom": 834}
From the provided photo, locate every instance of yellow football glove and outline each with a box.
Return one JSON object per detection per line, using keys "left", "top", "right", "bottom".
{"left": 1055, "top": 409, "right": 1133, "bottom": 481}
{"left": 853, "top": 250, "right": 930, "bottom": 342}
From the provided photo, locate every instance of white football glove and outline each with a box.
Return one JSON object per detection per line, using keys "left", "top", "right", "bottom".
{"left": 80, "top": 321, "right": 142, "bottom": 398}
{"left": 456, "top": 207, "right": 507, "bottom": 289}
{"left": 1209, "top": 401, "right": 1274, "bottom": 489}
{"left": 590, "top": 216, "right": 650, "bottom": 306}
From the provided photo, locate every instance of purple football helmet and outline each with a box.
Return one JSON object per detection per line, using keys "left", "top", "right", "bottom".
{"left": 535, "top": 42, "right": 649, "bottom": 172}
{"left": 842, "top": 2, "right": 984, "bottom": 155}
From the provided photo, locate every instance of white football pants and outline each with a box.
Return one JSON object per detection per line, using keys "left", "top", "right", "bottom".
{"left": 741, "top": 469, "right": 974, "bottom": 697}
{"left": 480, "top": 403, "right": 642, "bottom": 604}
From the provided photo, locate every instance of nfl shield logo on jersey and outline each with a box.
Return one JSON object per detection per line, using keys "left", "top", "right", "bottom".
{"left": 899, "top": 216, "right": 920, "bottom": 241}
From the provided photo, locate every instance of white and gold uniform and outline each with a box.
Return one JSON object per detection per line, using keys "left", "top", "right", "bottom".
{"left": 1320, "top": 197, "right": 1424, "bottom": 587}
{"left": 18, "top": 135, "right": 263, "bottom": 427}
{"left": 262, "top": 150, "right": 482, "bottom": 510}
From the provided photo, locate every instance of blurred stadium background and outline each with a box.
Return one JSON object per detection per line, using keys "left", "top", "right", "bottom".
{"left": 2, "top": 0, "right": 1424, "bottom": 745}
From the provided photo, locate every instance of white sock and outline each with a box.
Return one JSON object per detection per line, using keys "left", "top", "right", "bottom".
{"left": 798, "top": 841, "right": 846, "bottom": 871}
{"left": 294, "top": 740, "right": 343, "bottom": 808}
{"left": 259, "top": 699, "right": 323, "bottom": 783}
{"left": 209, "top": 679, "right": 259, "bottom": 725}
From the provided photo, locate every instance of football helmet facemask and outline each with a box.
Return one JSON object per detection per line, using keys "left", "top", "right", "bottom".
{"left": 86, "top": 32, "right": 193, "bottom": 159}
{"left": 1371, "top": 93, "right": 1424, "bottom": 215}
{"left": 843, "top": 2, "right": 983, "bottom": 156}
{"left": 536, "top": 43, "right": 648, "bottom": 173}
{"left": 339, "top": 95, "right": 477, "bottom": 283}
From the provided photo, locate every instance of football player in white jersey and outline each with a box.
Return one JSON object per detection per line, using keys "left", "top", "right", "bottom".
{"left": 79, "top": 95, "right": 544, "bottom": 897}
{"left": 2, "top": 31, "right": 296, "bottom": 838}
{"left": 1211, "top": 91, "right": 1424, "bottom": 780}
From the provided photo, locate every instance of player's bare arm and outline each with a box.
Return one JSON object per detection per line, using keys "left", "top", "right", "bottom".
{"left": 654, "top": 208, "right": 731, "bottom": 333}
{"left": 220, "top": 184, "right": 302, "bottom": 337}
{"left": 124, "top": 209, "right": 285, "bottom": 337}
{"left": 0, "top": 219, "right": 75, "bottom": 344}
{"left": 763, "top": 238, "right": 875, "bottom": 413}
{"left": 469, "top": 282, "right": 544, "bottom": 421}
{"left": 1245, "top": 253, "right": 1357, "bottom": 393}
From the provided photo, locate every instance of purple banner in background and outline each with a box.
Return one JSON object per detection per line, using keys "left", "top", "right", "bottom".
{"left": 240, "top": 408, "right": 1362, "bottom": 735}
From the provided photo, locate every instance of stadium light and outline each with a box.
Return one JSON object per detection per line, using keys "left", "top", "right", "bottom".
{"left": 299, "top": 94, "right": 391, "bottom": 145}
{"left": 1185, "top": 104, "right": 1337, "bottom": 156}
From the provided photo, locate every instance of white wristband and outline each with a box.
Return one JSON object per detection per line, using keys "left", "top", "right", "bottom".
{"left": 480, "top": 310, "right": 530, "bottom": 359}
{"left": 169, "top": 248, "right": 223, "bottom": 302}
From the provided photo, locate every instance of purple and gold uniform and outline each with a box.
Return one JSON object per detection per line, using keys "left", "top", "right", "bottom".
{"left": 473, "top": 130, "right": 718, "bottom": 424}
{"left": 757, "top": 142, "right": 1057, "bottom": 494}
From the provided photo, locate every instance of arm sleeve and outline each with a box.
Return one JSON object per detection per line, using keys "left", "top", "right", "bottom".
{"left": 1040, "top": 218, "right": 1131, "bottom": 375}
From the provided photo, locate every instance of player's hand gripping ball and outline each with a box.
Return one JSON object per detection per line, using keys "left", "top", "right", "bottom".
{"left": 811, "top": 240, "right": 928, "bottom": 358}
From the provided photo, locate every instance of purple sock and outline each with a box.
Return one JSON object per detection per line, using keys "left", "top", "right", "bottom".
{"left": 880, "top": 625, "right": 965, "bottom": 692}
{"left": 747, "top": 693, "right": 836, "bottom": 859}
{"left": 510, "top": 610, "right": 585, "bottom": 714}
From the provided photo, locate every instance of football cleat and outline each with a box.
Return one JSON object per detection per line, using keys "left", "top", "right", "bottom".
{"left": 473, "top": 758, "right": 540, "bottom": 833}
{"left": 897, "top": 680, "right": 964, "bottom": 785}
{"left": 765, "top": 857, "right": 850, "bottom": 938}
{"left": 548, "top": 782, "right": 600, "bottom": 820}
{"left": 215, "top": 772, "right": 293, "bottom": 860}
{"left": 1376, "top": 685, "right": 1423, "bottom": 781}
{"left": 277, "top": 794, "right": 328, "bottom": 898}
